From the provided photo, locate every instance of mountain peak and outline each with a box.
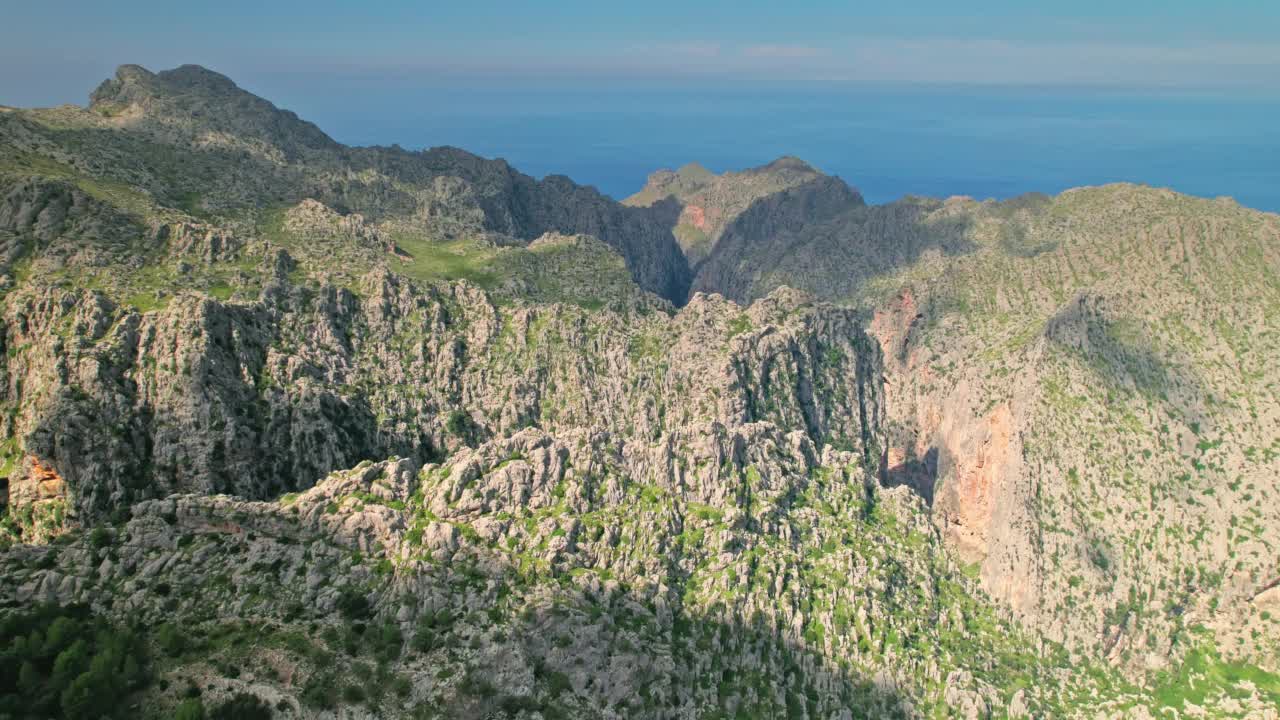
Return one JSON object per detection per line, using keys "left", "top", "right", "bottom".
{"left": 90, "top": 63, "right": 240, "bottom": 108}
{"left": 88, "top": 63, "right": 338, "bottom": 158}
{"left": 674, "top": 161, "right": 715, "bottom": 181}
{"left": 112, "top": 63, "right": 155, "bottom": 83}
{"left": 89, "top": 64, "right": 153, "bottom": 108}
{"left": 625, "top": 154, "right": 861, "bottom": 270}
{"left": 97, "top": 63, "right": 239, "bottom": 95}
{"left": 155, "top": 63, "right": 241, "bottom": 93}
{"left": 759, "top": 155, "right": 818, "bottom": 174}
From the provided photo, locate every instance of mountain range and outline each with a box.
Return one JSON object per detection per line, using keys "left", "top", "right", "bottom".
{"left": 0, "top": 64, "right": 1277, "bottom": 719}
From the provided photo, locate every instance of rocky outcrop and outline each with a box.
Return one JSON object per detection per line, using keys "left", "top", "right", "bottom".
{"left": 0, "top": 267, "right": 882, "bottom": 528}
{"left": 933, "top": 403, "right": 1015, "bottom": 565}
{"left": 282, "top": 198, "right": 396, "bottom": 254}
{"left": 0, "top": 177, "right": 138, "bottom": 271}
{"left": 0, "top": 425, "right": 1070, "bottom": 718}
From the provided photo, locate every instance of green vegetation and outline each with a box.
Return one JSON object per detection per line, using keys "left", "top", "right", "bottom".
{"left": 0, "top": 604, "right": 149, "bottom": 719}
{"left": 209, "top": 692, "right": 272, "bottom": 720}
{"left": 174, "top": 698, "right": 206, "bottom": 720}
{"left": 1149, "top": 643, "right": 1280, "bottom": 711}
{"left": 391, "top": 234, "right": 499, "bottom": 288}
{"left": 336, "top": 586, "right": 372, "bottom": 620}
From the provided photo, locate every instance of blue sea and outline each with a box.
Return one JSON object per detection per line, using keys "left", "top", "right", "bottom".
{"left": 299, "top": 86, "right": 1280, "bottom": 213}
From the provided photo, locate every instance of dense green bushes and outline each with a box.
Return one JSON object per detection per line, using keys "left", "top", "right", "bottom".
{"left": 168, "top": 693, "right": 274, "bottom": 720}
{"left": 336, "top": 586, "right": 371, "bottom": 620}
{"left": 0, "top": 604, "right": 149, "bottom": 719}
{"left": 209, "top": 692, "right": 272, "bottom": 720}
{"left": 173, "top": 698, "right": 205, "bottom": 720}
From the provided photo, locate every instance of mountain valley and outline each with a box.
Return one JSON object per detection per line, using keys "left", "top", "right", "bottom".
{"left": 1, "top": 64, "right": 1278, "bottom": 719}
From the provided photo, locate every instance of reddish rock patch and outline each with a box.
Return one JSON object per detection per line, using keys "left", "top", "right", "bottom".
{"left": 682, "top": 204, "right": 708, "bottom": 231}
{"left": 938, "top": 403, "right": 1014, "bottom": 564}
{"left": 886, "top": 447, "right": 907, "bottom": 472}
{"left": 868, "top": 289, "right": 916, "bottom": 359}
{"left": 29, "top": 456, "right": 66, "bottom": 500}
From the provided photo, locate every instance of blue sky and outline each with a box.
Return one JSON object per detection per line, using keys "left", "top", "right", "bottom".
{"left": 3, "top": 1, "right": 1280, "bottom": 106}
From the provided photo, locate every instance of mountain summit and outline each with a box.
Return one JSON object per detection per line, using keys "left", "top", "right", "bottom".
{"left": 89, "top": 63, "right": 340, "bottom": 158}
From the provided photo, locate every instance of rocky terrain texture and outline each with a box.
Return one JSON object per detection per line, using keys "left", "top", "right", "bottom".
{"left": 1, "top": 65, "right": 1278, "bottom": 718}
{"left": 662, "top": 176, "right": 1280, "bottom": 678}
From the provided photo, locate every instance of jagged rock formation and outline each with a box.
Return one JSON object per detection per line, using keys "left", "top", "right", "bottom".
{"left": 0, "top": 440, "right": 1115, "bottom": 718}
{"left": 656, "top": 175, "right": 1280, "bottom": 685}
{"left": 0, "top": 269, "right": 879, "bottom": 525}
{"left": 2, "top": 64, "right": 1279, "bottom": 719}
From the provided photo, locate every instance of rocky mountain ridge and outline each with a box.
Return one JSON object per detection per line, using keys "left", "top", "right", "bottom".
{"left": 5, "top": 64, "right": 693, "bottom": 302}
{"left": 1, "top": 64, "right": 1278, "bottom": 718}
